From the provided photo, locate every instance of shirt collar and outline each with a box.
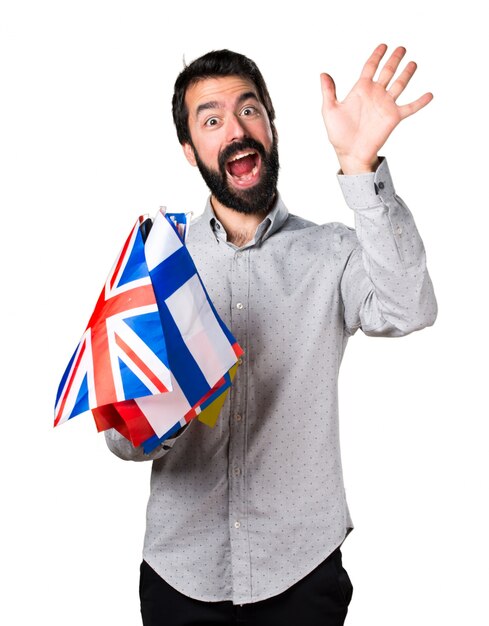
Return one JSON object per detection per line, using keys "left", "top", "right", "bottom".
{"left": 202, "top": 193, "right": 289, "bottom": 248}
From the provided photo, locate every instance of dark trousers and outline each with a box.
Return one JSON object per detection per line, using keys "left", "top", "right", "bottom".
{"left": 140, "top": 547, "right": 353, "bottom": 626}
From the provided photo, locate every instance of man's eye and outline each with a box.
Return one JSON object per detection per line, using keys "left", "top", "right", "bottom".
{"left": 241, "top": 106, "right": 257, "bottom": 116}
{"left": 205, "top": 117, "right": 219, "bottom": 127}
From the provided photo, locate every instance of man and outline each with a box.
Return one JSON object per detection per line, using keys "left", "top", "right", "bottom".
{"left": 105, "top": 45, "right": 437, "bottom": 625}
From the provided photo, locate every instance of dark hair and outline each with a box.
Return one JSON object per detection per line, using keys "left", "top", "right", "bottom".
{"left": 172, "top": 49, "right": 276, "bottom": 146}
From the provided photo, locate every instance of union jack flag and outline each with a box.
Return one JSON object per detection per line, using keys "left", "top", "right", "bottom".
{"left": 54, "top": 217, "right": 172, "bottom": 429}
{"left": 55, "top": 209, "right": 243, "bottom": 453}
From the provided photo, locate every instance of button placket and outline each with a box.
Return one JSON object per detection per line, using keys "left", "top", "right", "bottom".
{"left": 228, "top": 248, "right": 251, "bottom": 597}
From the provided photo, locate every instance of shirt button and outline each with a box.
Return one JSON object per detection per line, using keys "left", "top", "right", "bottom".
{"left": 235, "top": 414, "right": 242, "bottom": 422}
{"left": 236, "top": 302, "right": 244, "bottom": 310}
{"left": 233, "top": 467, "right": 241, "bottom": 476}
{"left": 378, "top": 181, "right": 385, "bottom": 189}
{"left": 396, "top": 226, "right": 403, "bottom": 235}
{"left": 234, "top": 521, "right": 241, "bottom": 529}
{"left": 237, "top": 357, "right": 243, "bottom": 365}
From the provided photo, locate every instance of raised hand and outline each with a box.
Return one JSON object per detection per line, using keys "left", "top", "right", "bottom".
{"left": 320, "top": 44, "right": 433, "bottom": 175}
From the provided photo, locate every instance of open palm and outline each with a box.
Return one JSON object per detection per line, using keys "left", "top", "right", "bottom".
{"left": 321, "top": 44, "right": 433, "bottom": 174}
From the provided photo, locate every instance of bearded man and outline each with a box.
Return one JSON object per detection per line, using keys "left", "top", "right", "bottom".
{"left": 106, "top": 46, "right": 437, "bottom": 626}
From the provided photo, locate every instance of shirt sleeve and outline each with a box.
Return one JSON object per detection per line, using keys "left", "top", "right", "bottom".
{"left": 337, "top": 158, "right": 437, "bottom": 337}
{"left": 104, "top": 423, "right": 191, "bottom": 462}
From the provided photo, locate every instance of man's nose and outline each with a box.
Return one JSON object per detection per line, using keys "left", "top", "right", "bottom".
{"left": 225, "top": 115, "right": 248, "bottom": 143}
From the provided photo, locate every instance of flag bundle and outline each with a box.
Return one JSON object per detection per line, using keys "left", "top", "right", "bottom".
{"left": 54, "top": 208, "right": 243, "bottom": 453}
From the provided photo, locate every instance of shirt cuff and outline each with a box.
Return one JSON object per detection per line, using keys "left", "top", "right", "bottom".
{"left": 337, "top": 157, "right": 396, "bottom": 210}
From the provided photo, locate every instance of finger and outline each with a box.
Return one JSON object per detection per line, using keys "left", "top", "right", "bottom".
{"left": 377, "top": 46, "right": 406, "bottom": 88}
{"left": 398, "top": 92, "right": 434, "bottom": 120}
{"left": 360, "top": 43, "right": 388, "bottom": 80}
{"left": 388, "top": 60, "right": 418, "bottom": 100}
{"left": 320, "top": 73, "right": 338, "bottom": 110}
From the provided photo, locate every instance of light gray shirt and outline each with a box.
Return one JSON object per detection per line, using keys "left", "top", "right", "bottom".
{"left": 105, "top": 158, "right": 437, "bottom": 604}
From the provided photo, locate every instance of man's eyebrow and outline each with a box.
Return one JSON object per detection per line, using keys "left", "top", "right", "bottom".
{"left": 196, "top": 101, "right": 221, "bottom": 117}
{"left": 236, "top": 91, "right": 260, "bottom": 105}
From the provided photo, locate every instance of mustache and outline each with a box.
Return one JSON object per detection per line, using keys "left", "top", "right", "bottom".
{"left": 218, "top": 138, "right": 266, "bottom": 173}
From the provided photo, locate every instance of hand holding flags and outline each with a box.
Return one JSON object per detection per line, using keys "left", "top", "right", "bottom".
{"left": 54, "top": 208, "right": 243, "bottom": 453}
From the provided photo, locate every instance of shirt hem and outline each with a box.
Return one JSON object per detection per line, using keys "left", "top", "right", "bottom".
{"left": 144, "top": 527, "right": 353, "bottom": 605}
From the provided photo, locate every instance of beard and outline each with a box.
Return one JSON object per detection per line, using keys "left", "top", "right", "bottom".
{"left": 192, "top": 137, "right": 280, "bottom": 216}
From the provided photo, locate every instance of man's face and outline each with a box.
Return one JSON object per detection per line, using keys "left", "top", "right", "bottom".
{"left": 182, "top": 76, "right": 279, "bottom": 215}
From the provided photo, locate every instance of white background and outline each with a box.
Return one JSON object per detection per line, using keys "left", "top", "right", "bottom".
{"left": 1, "top": 1, "right": 487, "bottom": 624}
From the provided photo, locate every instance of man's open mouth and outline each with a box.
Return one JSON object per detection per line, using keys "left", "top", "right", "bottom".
{"left": 225, "top": 150, "right": 261, "bottom": 187}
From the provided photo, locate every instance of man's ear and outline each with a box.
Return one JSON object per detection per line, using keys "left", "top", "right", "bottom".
{"left": 183, "top": 142, "right": 197, "bottom": 167}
